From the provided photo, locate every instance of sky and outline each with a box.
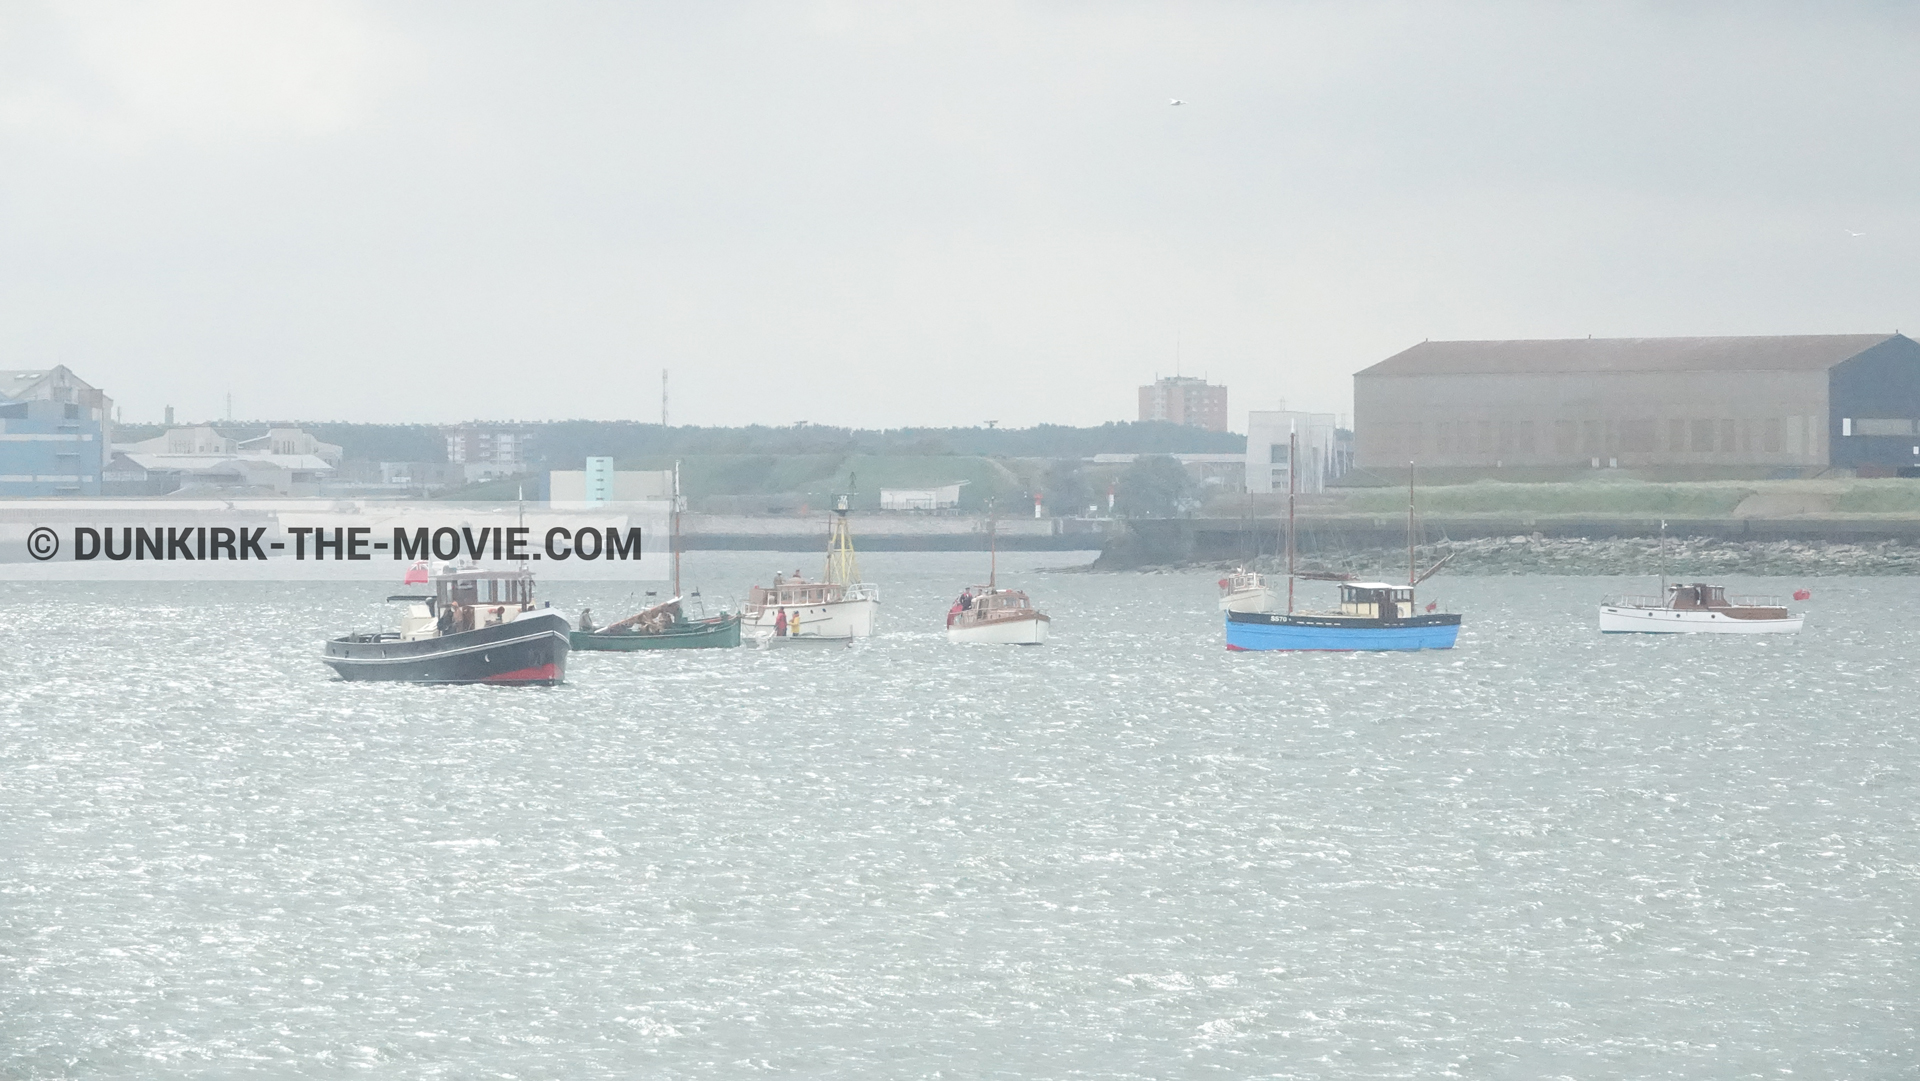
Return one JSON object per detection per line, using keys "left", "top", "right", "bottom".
{"left": 2, "top": 2, "right": 1918, "bottom": 430}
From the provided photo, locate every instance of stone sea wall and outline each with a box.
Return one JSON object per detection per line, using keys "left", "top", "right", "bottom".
{"left": 1117, "top": 534, "right": 1920, "bottom": 576}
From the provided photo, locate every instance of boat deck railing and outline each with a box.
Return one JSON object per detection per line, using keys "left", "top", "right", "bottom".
{"left": 744, "top": 582, "right": 878, "bottom": 616}
{"left": 1600, "top": 594, "right": 1665, "bottom": 609}
{"left": 1602, "top": 594, "right": 1785, "bottom": 609}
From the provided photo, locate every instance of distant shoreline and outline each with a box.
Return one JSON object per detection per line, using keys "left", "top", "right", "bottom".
{"left": 1102, "top": 534, "right": 1920, "bottom": 577}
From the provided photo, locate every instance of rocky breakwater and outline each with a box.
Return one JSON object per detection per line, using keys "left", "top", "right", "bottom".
{"left": 1122, "top": 534, "right": 1920, "bottom": 576}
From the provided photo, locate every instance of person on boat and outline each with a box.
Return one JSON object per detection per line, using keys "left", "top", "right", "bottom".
{"left": 791, "top": 609, "right": 803, "bottom": 636}
{"left": 774, "top": 608, "right": 788, "bottom": 636}
{"left": 578, "top": 608, "right": 596, "bottom": 632}
{"left": 959, "top": 588, "right": 973, "bottom": 610}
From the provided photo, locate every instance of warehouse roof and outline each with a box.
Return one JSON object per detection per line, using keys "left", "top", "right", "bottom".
{"left": 1358, "top": 334, "right": 1906, "bottom": 377}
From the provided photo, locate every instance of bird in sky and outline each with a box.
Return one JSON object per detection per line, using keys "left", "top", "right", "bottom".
{"left": 1169, "top": 98, "right": 1185, "bottom": 106}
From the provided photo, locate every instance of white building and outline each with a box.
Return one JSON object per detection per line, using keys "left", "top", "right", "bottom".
{"left": 880, "top": 483, "right": 964, "bottom": 511}
{"left": 111, "top": 425, "right": 342, "bottom": 495}
{"left": 238, "top": 428, "right": 343, "bottom": 464}
{"left": 1246, "top": 411, "right": 1341, "bottom": 494}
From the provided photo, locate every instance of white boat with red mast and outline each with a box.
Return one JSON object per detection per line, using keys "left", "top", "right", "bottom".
{"left": 946, "top": 508, "right": 1050, "bottom": 645}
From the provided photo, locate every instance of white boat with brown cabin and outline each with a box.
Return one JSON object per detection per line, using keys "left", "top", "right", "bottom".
{"left": 947, "top": 585, "right": 1050, "bottom": 644}
{"left": 945, "top": 509, "right": 1050, "bottom": 645}
{"left": 1599, "top": 583, "right": 1803, "bottom": 634}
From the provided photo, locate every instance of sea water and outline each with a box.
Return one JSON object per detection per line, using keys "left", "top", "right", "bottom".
{"left": 2, "top": 553, "right": 1914, "bottom": 1078}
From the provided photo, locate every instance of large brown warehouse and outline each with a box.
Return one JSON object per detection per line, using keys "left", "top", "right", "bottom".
{"left": 1354, "top": 333, "right": 1920, "bottom": 475}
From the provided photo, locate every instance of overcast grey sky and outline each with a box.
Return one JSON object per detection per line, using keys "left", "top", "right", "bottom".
{"left": 2, "top": 2, "right": 1917, "bottom": 429}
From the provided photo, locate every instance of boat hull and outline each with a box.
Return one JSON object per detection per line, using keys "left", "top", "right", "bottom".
{"left": 1598, "top": 605, "right": 1803, "bottom": 634}
{"left": 750, "top": 632, "right": 856, "bottom": 649}
{"left": 1219, "top": 586, "right": 1279, "bottom": 614}
{"left": 1225, "top": 611, "right": 1460, "bottom": 651}
{"left": 947, "top": 613, "right": 1049, "bottom": 645}
{"left": 324, "top": 611, "right": 572, "bottom": 684}
{"left": 743, "top": 595, "right": 878, "bottom": 639}
{"left": 571, "top": 614, "right": 742, "bottom": 651}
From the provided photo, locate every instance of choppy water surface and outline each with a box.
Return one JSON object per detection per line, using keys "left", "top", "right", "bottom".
{"left": 3, "top": 553, "right": 1916, "bottom": 1078}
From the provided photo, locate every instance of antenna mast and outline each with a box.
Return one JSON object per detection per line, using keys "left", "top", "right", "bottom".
{"left": 672, "top": 460, "right": 682, "bottom": 598}
{"left": 1407, "top": 460, "right": 1416, "bottom": 586}
{"left": 1658, "top": 519, "right": 1668, "bottom": 601}
{"left": 1287, "top": 426, "right": 1297, "bottom": 614}
{"left": 661, "top": 369, "right": 669, "bottom": 427}
{"left": 989, "top": 501, "right": 998, "bottom": 589}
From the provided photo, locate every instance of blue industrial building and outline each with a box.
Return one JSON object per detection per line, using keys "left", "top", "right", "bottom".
{"left": 0, "top": 366, "right": 113, "bottom": 497}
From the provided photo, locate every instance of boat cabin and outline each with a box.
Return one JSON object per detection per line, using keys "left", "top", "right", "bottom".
{"left": 948, "top": 584, "right": 1046, "bottom": 631}
{"left": 1663, "top": 582, "right": 1788, "bottom": 618}
{"left": 1339, "top": 582, "right": 1415, "bottom": 620}
{"left": 748, "top": 573, "right": 847, "bottom": 610}
{"left": 437, "top": 566, "right": 537, "bottom": 610}
{"left": 1220, "top": 569, "right": 1265, "bottom": 595}
{"left": 965, "top": 587, "right": 1034, "bottom": 613}
{"left": 389, "top": 567, "right": 542, "bottom": 639}
{"left": 1667, "top": 583, "right": 1730, "bottom": 609}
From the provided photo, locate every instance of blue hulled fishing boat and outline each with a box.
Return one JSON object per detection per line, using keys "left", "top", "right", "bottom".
{"left": 1226, "top": 581, "right": 1460, "bottom": 651}
{"left": 1225, "top": 434, "right": 1460, "bottom": 652}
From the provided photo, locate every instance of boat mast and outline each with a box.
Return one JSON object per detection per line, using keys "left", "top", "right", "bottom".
{"left": 671, "top": 460, "right": 682, "bottom": 599}
{"left": 989, "top": 501, "right": 998, "bottom": 589}
{"left": 1407, "top": 459, "right": 1416, "bottom": 587}
{"left": 1658, "top": 518, "right": 1667, "bottom": 601}
{"left": 1287, "top": 426, "right": 1296, "bottom": 614}
{"left": 825, "top": 493, "right": 861, "bottom": 585}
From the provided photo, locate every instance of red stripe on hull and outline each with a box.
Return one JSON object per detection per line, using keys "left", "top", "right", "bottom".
{"left": 481, "top": 663, "right": 561, "bottom": 683}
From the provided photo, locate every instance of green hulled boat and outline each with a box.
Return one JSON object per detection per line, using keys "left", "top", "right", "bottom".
{"left": 571, "top": 472, "right": 743, "bottom": 652}
{"left": 569, "top": 598, "right": 741, "bottom": 651}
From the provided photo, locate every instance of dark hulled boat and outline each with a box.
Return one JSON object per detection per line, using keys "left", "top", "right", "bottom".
{"left": 323, "top": 566, "right": 570, "bottom": 684}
